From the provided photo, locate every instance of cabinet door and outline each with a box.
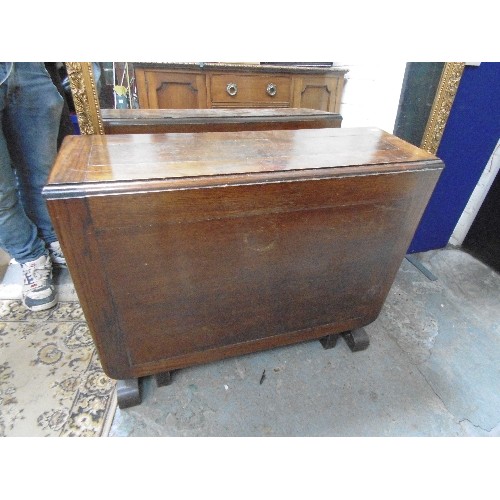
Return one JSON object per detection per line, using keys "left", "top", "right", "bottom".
{"left": 135, "top": 69, "right": 208, "bottom": 109}
{"left": 292, "top": 75, "right": 344, "bottom": 112}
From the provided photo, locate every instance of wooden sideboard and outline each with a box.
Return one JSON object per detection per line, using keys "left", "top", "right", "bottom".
{"left": 44, "top": 128, "right": 443, "bottom": 408}
{"left": 133, "top": 63, "right": 347, "bottom": 112}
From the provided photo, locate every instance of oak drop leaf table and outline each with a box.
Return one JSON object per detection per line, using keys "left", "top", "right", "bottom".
{"left": 43, "top": 127, "right": 444, "bottom": 408}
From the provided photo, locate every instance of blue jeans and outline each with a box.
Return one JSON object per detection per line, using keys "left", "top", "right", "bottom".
{"left": 0, "top": 62, "right": 63, "bottom": 264}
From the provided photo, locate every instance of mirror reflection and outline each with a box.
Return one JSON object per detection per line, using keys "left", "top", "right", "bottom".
{"left": 64, "top": 61, "right": 461, "bottom": 156}
{"left": 88, "top": 62, "right": 408, "bottom": 139}
{"left": 94, "top": 62, "right": 139, "bottom": 109}
{"left": 91, "top": 62, "right": 347, "bottom": 112}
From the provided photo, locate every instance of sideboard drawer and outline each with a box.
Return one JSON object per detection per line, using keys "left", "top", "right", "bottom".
{"left": 210, "top": 74, "right": 291, "bottom": 107}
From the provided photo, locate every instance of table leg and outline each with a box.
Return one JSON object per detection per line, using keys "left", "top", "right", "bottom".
{"left": 154, "top": 371, "right": 172, "bottom": 387}
{"left": 116, "top": 378, "right": 141, "bottom": 409}
{"left": 341, "top": 327, "right": 370, "bottom": 352}
{"left": 319, "top": 334, "right": 339, "bottom": 349}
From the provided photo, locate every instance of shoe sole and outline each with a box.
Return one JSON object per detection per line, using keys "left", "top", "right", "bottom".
{"left": 22, "top": 295, "right": 58, "bottom": 312}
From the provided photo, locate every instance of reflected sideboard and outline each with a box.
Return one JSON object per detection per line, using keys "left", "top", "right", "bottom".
{"left": 133, "top": 63, "right": 347, "bottom": 112}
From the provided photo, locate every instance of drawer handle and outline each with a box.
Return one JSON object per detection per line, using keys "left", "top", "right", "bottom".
{"left": 226, "top": 82, "right": 238, "bottom": 96}
{"left": 266, "top": 83, "right": 277, "bottom": 97}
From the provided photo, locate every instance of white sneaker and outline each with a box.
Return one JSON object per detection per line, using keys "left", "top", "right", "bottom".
{"left": 21, "top": 252, "right": 58, "bottom": 311}
{"left": 47, "top": 241, "right": 67, "bottom": 267}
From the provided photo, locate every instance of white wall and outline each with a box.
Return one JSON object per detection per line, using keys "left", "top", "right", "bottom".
{"left": 333, "top": 63, "right": 407, "bottom": 133}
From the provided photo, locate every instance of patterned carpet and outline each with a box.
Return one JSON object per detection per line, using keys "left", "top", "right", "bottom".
{"left": 0, "top": 299, "right": 117, "bottom": 437}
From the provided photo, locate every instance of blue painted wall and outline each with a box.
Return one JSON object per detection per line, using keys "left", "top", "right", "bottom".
{"left": 408, "top": 62, "right": 500, "bottom": 253}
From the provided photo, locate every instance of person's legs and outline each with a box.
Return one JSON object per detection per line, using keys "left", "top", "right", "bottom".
{"left": 0, "top": 62, "right": 60, "bottom": 311}
{"left": 3, "top": 62, "right": 63, "bottom": 245}
{"left": 0, "top": 65, "right": 46, "bottom": 264}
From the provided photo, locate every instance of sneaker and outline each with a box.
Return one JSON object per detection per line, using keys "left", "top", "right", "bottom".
{"left": 21, "top": 252, "right": 58, "bottom": 311}
{"left": 47, "top": 241, "right": 67, "bottom": 267}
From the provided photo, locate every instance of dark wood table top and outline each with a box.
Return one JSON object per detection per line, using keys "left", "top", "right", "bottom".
{"left": 46, "top": 127, "right": 441, "bottom": 197}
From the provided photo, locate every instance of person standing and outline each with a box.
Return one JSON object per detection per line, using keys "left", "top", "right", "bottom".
{"left": 0, "top": 62, "right": 66, "bottom": 311}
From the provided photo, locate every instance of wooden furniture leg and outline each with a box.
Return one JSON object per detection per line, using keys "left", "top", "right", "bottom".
{"left": 319, "top": 334, "right": 339, "bottom": 349}
{"left": 154, "top": 371, "right": 172, "bottom": 387}
{"left": 116, "top": 378, "right": 141, "bottom": 409}
{"left": 341, "top": 328, "right": 370, "bottom": 352}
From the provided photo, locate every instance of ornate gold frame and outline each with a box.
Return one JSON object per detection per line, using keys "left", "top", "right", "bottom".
{"left": 65, "top": 62, "right": 104, "bottom": 135}
{"left": 420, "top": 62, "right": 465, "bottom": 154}
{"left": 66, "top": 62, "right": 465, "bottom": 154}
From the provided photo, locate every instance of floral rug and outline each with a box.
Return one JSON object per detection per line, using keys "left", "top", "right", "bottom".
{"left": 0, "top": 300, "right": 117, "bottom": 437}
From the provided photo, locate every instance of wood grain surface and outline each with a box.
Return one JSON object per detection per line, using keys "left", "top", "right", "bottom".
{"left": 44, "top": 127, "right": 444, "bottom": 379}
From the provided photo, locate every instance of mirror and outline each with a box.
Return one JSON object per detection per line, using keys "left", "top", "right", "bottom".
{"left": 65, "top": 62, "right": 465, "bottom": 154}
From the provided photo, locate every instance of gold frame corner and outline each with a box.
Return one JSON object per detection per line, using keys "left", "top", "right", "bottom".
{"left": 65, "top": 62, "right": 104, "bottom": 135}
